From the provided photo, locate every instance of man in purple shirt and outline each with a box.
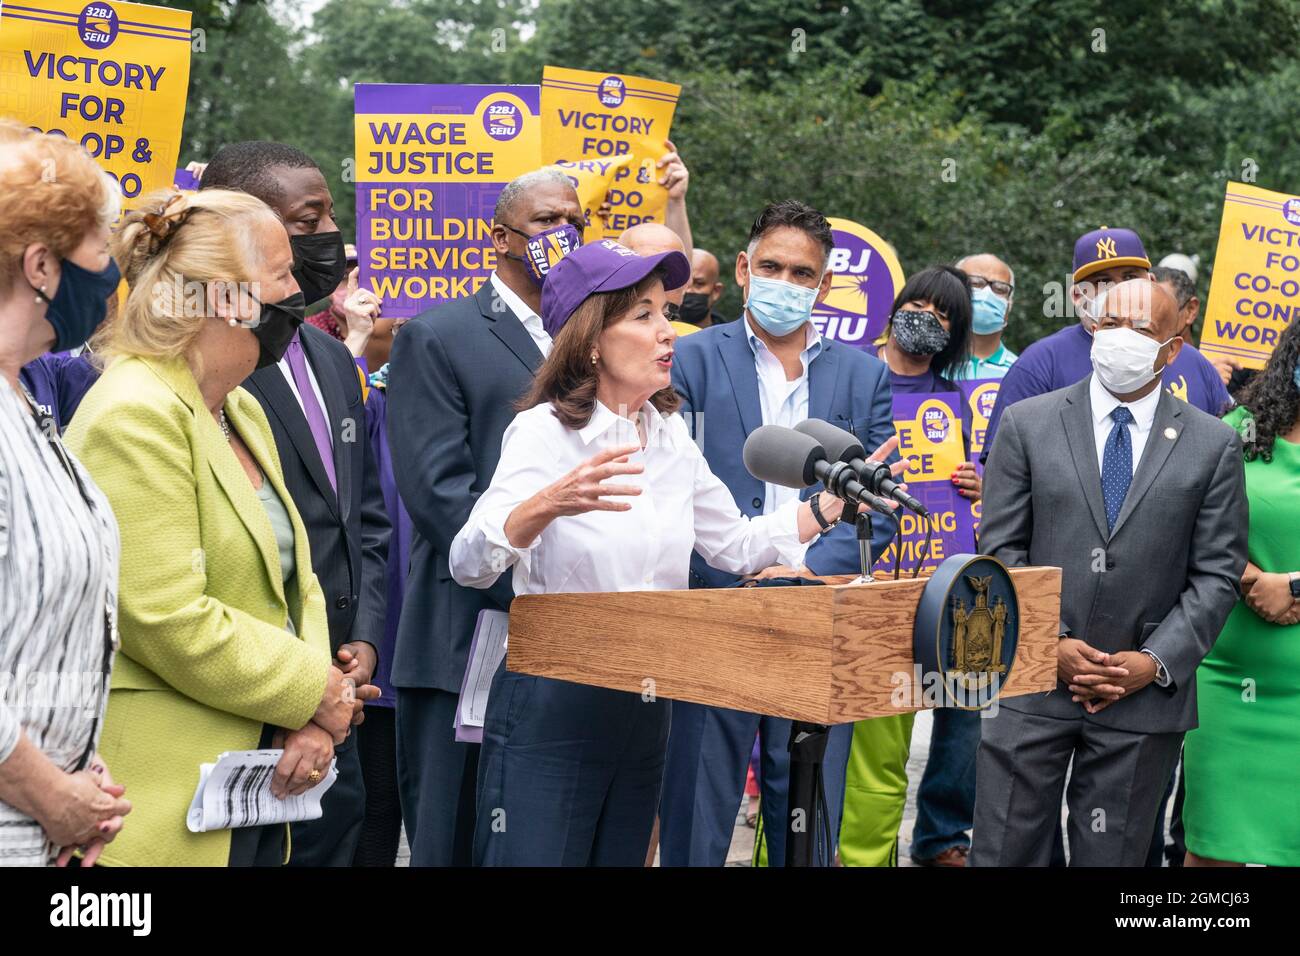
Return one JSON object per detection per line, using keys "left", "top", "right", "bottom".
{"left": 982, "top": 227, "right": 1231, "bottom": 464}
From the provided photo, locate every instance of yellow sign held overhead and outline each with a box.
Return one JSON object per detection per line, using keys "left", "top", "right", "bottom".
{"left": 0, "top": 0, "right": 192, "bottom": 204}
{"left": 540, "top": 66, "right": 680, "bottom": 241}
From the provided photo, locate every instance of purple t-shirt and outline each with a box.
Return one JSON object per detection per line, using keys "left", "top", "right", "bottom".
{"left": 18, "top": 352, "right": 100, "bottom": 433}
{"left": 981, "top": 323, "right": 1231, "bottom": 463}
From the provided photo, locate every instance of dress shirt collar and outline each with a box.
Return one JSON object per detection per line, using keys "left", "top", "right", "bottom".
{"left": 1089, "top": 372, "right": 1162, "bottom": 431}
{"left": 576, "top": 399, "right": 672, "bottom": 449}
{"left": 742, "top": 315, "right": 824, "bottom": 365}
{"left": 490, "top": 271, "right": 542, "bottom": 327}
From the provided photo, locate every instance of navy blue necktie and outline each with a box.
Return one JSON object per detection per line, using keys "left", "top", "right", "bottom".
{"left": 1101, "top": 405, "right": 1134, "bottom": 532}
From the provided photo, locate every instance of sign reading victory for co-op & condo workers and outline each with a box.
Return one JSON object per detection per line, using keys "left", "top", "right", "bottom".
{"left": 0, "top": 0, "right": 192, "bottom": 202}
{"left": 810, "top": 217, "right": 905, "bottom": 352}
{"left": 1199, "top": 181, "right": 1300, "bottom": 369}
{"left": 872, "top": 392, "right": 977, "bottom": 577}
{"left": 355, "top": 83, "right": 540, "bottom": 318}
{"left": 540, "top": 66, "right": 680, "bottom": 242}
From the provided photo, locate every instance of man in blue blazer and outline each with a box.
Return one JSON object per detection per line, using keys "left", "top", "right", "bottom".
{"left": 661, "top": 200, "right": 898, "bottom": 866}
{"left": 386, "top": 168, "right": 588, "bottom": 865}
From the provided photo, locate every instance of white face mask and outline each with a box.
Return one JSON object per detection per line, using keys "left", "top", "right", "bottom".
{"left": 1090, "top": 326, "right": 1172, "bottom": 394}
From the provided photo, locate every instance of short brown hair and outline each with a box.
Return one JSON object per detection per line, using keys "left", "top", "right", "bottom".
{"left": 0, "top": 119, "right": 119, "bottom": 295}
{"left": 520, "top": 270, "right": 681, "bottom": 429}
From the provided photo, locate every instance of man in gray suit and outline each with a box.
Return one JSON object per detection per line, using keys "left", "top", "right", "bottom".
{"left": 971, "top": 279, "right": 1247, "bottom": 866}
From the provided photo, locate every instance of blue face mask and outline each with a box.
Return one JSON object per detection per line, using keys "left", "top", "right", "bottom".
{"left": 33, "top": 256, "right": 121, "bottom": 352}
{"left": 745, "top": 274, "right": 818, "bottom": 337}
{"left": 970, "top": 285, "right": 1008, "bottom": 334}
{"left": 1293, "top": 361, "right": 1300, "bottom": 392}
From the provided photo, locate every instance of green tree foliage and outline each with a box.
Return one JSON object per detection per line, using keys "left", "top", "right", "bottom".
{"left": 143, "top": 0, "right": 1300, "bottom": 345}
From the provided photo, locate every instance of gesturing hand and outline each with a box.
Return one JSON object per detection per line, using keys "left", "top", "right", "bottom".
{"left": 540, "top": 443, "right": 644, "bottom": 518}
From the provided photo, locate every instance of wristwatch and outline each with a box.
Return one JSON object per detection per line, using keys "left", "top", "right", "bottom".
{"left": 809, "top": 492, "right": 835, "bottom": 532}
{"left": 1289, "top": 572, "right": 1300, "bottom": 599}
{"left": 1141, "top": 649, "right": 1171, "bottom": 688}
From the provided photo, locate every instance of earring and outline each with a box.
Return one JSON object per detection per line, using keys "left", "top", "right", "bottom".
{"left": 227, "top": 318, "right": 238, "bottom": 327}
{"left": 35, "top": 285, "right": 45, "bottom": 303}
{"left": 591, "top": 352, "right": 598, "bottom": 366}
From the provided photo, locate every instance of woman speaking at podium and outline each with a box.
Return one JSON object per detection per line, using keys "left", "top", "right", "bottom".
{"left": 450, "top": 240, "right": 841, "bottom": 866}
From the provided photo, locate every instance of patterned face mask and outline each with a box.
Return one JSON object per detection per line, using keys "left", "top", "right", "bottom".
{"left": 891, "top": 309, "right": 950, "bottom": 356}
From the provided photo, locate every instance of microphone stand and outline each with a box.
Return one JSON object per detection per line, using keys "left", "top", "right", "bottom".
{"left": 787, "top": 500, "right": 864, "bottom": 867}
{"left": 855, "top": 509, "right": 873, "bottom": 585}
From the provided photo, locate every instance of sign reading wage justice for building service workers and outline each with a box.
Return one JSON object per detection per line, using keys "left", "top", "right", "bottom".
{"left": 354, "top": 83, "right": 541, "bottom": 318}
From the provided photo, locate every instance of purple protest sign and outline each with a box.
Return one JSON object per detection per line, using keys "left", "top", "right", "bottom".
{"left": 811, "top": 217, "right": 906, "bottom": 352}
{"left": 355, "top": 84, "right": 540, "bottom": 318}
{"left": 872, "top": 391, "right": 978, "bottom": 576}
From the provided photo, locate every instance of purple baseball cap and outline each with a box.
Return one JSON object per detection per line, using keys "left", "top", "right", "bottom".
{"left": 1072, "top": 226, "right": 1151, "bottom": 282}
{"left": 541, "top": 239, "right": 690, "bottom": 337}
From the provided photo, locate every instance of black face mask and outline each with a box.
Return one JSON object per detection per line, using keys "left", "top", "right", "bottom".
{"left": 290, "top": 232, "right": 347, "bottom": 306}
{"left": 679, "top": 292, "right": 712, "bottom": 326}
{"left": 249, "top": 292, "right": 306, "bottom": 369}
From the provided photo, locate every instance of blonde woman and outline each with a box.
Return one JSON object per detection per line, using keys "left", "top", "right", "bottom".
{"left": 0, "top": 120, "right": 129, "bottom": 867}
{"left": 66, "top": 189, "right": 369, "bottom": 866}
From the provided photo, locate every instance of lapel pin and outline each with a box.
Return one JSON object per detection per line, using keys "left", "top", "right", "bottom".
{"left": 1164, "top": 427, "right": 1177, "bottom": 440}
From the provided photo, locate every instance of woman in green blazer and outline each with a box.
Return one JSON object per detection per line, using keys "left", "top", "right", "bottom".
{"left": 66, "top": 189, "right": 359, "bottom": 866}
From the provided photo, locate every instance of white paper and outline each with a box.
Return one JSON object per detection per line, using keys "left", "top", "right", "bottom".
{"left": 186, "top": 749, "right": 338, "bottom": 833}
{"left": 456, "top": 609, "right": 510, "bottom": 731}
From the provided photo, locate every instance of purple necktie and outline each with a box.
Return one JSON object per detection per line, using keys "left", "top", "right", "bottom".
{"left": 284, "top": 334, "right": 337, "bottom": 493}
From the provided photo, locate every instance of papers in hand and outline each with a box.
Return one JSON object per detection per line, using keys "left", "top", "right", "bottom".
{"left": 186, "top": 749, "right": 338, "bottom": 833}
{"left": 454, "top": 609, "right": 509, "bottom": 744}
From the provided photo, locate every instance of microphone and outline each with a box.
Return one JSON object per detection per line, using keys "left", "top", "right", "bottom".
{"left": 793, "top": 418, "right": 928, "bottom": 515}
{"left": 741, "top": 425, "right": 892, "bottom": 513}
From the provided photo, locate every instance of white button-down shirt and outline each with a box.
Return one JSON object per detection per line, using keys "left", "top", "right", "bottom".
{"left": 743, "top": 316, "right": 823, "bottom": 515}
{"left": 1089, "top": 374, "right": 1161, "bottom": 476}
{"left": 491, "top": 271, "right": 551, "bottom": 357}
{"left": 450, "top": 400, "right": 807, "bottom": 595}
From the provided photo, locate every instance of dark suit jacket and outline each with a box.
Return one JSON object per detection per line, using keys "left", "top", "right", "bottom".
{"left": 670, "top": 319, "right": 897, "bottom": 587}
{"left": 979, "top": 377, "right": 1248, "bottom": 734}
{"left": 243, "top": 324, "right": 390, "bottom": 656}
{"left": 387, "top": 281, "right": 540, "bottom": 693}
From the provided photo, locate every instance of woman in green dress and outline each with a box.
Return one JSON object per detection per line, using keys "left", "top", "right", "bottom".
{"left": 1183, "top": 321, "right": 1300, "bottom": 868}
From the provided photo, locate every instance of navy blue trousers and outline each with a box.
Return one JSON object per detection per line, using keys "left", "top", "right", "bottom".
{"left": 474, "top": 666, "right": 670, "bottom": 866}
{"left": 658, "top": 701, "right": 853, "bottom": 866}
{"left": 396, "top": 687, "right": 479, "bottom": 866}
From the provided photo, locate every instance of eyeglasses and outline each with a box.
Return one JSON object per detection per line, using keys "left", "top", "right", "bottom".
{"left": 967, "top": 275, "right": 1014, "bottom": 297}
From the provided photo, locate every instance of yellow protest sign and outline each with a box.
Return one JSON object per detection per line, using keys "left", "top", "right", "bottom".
{"left": 540, "top": 66, "right": 680, "bottom": 241}
{"left": 0, "top": 1, "right": 192, "bottom": 204}
{"left": 1200, "top": 181, "right": 1300, "bottom": 369}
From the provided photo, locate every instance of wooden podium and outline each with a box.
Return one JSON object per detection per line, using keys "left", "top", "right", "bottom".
{"left": 507, "top": 566, "right": 1062, "bottom": 722}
